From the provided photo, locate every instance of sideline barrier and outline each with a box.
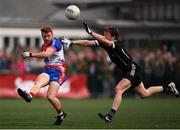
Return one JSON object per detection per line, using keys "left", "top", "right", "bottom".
{"left": 0, "top": 74, "right": 90, "bottom": 99}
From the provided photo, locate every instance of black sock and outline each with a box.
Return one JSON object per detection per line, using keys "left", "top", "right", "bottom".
{"left": 109, "top": 108, "right": 116, "bottom": 116}
{"left": 163, "top": 85, "right": 170, "bottom": 93}
{"left": 162, "top": 86, "right": 166, "bottom": 92}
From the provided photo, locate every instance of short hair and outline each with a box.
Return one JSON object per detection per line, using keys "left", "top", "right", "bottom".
{"left": 40, "top": 25, "right": 53, "bottom": 34}
{"left": 104, "top": 26, "right": 119, "bottom": 39}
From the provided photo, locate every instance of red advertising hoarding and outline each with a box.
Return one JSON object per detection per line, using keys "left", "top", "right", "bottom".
{"left": 0, "top": 74, "right": 90, "bottom": 99}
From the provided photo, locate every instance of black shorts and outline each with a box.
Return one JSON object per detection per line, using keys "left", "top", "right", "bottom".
{"left": 123, "top": 63, "right": 142, "bottom": 88}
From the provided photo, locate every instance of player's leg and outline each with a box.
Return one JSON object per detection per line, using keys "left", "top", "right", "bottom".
{"left": 47, "top": 82, "right": 62, "bottom": 113}
{"left": 17, "top": 73, "right": 49, "bottom": 102}
{"left": 98, "top": 78, "right": 131, "bottom": 123}
{"left": 135, "top": 82, "right": 163, "bottom": 98}
{"left": 112, "top": 78, "right": 131, "bottom": 110}
{"left": 47, "top": 81, "right": 67, "bottom": 125}
{"left": 47, "top": 67, "right": 67, "bottom": 125}
{"left": 30, "top": 73, "right": 49, "bottom": 96}
{"left": 135, "top": 82, "right": 179, "bottom": 98}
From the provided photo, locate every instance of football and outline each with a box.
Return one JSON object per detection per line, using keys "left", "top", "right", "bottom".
{"left": 65, "top": 5, "right": 80, "bottom": 20}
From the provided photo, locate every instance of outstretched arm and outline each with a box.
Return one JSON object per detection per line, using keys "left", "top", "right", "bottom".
{"left": 83, "top": 23, "right": 113, "bottom": 47}
{"left": 60, "top": 37, "right": 96, "bottom": 47}
{"left": 91, "top": 32, "right": 112, "bottom": 47}
{"left": 22, "top": 47, "right": 56, "bottom": 59}
{"left": 72, "top": 40, "right": 96, "bottom": 46}
{"left": 32, "top": 47, "right": 55, "bottom": 58}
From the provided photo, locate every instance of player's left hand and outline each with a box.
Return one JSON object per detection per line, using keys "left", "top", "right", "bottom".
{"left": 60, "top": 36, "right": 72, "bottom": 48}
{"left": 22, "top": 51, "right": 32, "bottom": 58}
{"left": 83, "top": 22, "right": 92, "bottom": 35}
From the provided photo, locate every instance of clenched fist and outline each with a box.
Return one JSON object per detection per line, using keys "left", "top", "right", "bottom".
{"left": 22, "top": 51, "right": 32, "bottom": 58}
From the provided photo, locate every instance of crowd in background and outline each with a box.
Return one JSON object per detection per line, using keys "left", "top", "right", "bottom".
{"left": 0, "top": 41, "right": 179, "bottom": 97}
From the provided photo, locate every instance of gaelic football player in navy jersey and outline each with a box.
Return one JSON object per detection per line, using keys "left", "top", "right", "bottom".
{"left": 17, "top": 25, "right": 67, "bottom": 125}
{"left": 61, "top": 23, "right": 179, "bottom": 123}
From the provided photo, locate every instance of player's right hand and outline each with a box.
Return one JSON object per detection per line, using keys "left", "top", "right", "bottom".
{"left": 60, "top": 36, "right": 72, "bottom": 48}
{"left": 83, "top": 22, "right": 92, "bottom": 35}
{"left": 22, "top": 51, "right": 32, "bottom": 58}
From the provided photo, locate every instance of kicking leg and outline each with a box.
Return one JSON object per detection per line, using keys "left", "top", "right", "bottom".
{"left": 29, "top": 73, "right": 50, "bottom": 96}
{"left": 47, "top": 81, "right": 67, "bottom": 125}
{"left": 17, "top": 73, "right": 49, "bottom": 102}
{"left": 98, "top": 78, "right": 131, "bottom": 123}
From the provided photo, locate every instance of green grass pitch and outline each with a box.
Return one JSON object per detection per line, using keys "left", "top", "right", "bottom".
{"left": 0, "top": 97, "right": 180, "bottom": 129}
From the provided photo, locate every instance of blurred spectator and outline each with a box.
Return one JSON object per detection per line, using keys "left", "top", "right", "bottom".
{"left": 95, "top": 48, "right": 113, "bottom": 97}
{"left": 142, "top": 50, "right": 153, "bottom": 86}
{"left": 0, "top": 49, "right": 11, "bottom": 73}
{"left": 85, "top": 47, "right": 99, "bottom": 97}
{"left": 151, "top": 49, "right": 165, "bottom": 84}
{"left": 64, "top": 48, "right": 79, "bottom": 75}
{"left": 162, "top": 51, "right": 177, "bottom": 86}
{"left": 10, "top": 56, "right": 25, "bottom": 75}
{"left": 10, "top": 43, "right": 26, "bottom": 75}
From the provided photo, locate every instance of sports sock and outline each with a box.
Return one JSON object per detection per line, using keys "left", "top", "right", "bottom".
{"left": 57, "top": 108, "right": 62, "bottom": 115}
{"left": 162, "top": 85, "right": 169, "bottom": 93}
{"left": 109, "top": 108, "right": 116, "bottom": 116}
{"left": 58, "top": 111, "right": 63, "bottom": 116}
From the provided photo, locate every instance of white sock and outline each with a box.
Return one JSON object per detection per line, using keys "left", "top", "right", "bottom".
{"left": 58, "top": 111, "right": 63, "bottom": 116}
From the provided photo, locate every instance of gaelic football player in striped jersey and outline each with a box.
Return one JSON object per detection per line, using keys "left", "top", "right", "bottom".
{"left": 17, "top": 25, "right": 67, "bottom": 125}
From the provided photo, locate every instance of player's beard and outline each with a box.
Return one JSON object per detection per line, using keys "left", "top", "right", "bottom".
{"left": 44, "top": 40, "right": 50, "bottom": 44}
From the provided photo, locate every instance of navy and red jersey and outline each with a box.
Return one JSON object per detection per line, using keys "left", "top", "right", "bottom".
{"left": 41, "top": 37, "right": 66, "bottom": 71}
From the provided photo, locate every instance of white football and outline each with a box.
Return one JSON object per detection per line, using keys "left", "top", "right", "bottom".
{"left": 65, "top": 5, "right": 80, "bottom": 20}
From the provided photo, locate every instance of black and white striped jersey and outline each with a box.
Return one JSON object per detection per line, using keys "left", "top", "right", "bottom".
{"left": 95, "top": 40, "right": 133, "bottom": 72}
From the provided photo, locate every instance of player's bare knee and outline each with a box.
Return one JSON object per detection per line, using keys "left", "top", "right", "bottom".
{"left": 140, "top": 92, "right": 150, "bottom": 99}
{"left": 33, "top": 82, "right": 41, "bottom": 89}
{"left": 47, "top": 93, "right": 55, "bottom": 101}
{"left": 115, "top": 87, "right": 123, "bottom": 95}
